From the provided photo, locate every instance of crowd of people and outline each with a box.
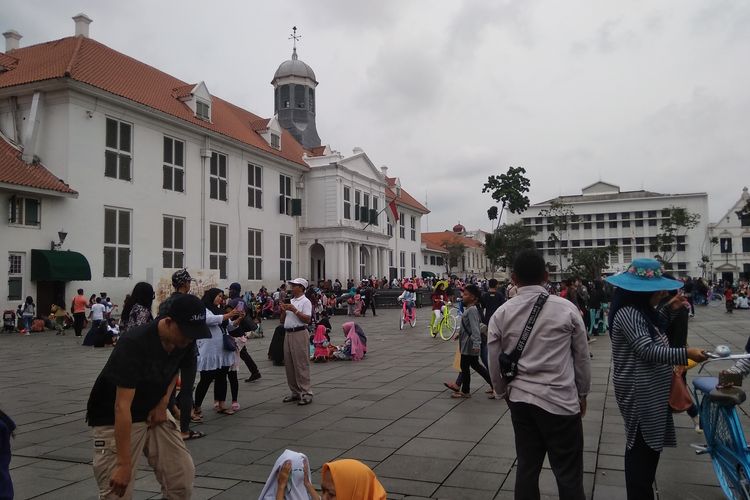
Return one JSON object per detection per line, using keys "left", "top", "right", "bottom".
{"left": 6, "top": 255, "right": 750, "bottom": 499}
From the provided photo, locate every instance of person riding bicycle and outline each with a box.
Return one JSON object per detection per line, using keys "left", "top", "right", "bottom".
{"left": 430, "top": 283, "right": 449, "bottom": 333}
{"left": 398, "top": 284, "right": 416, "bottom": 315}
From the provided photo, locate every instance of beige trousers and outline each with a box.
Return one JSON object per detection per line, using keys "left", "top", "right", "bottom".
{"left": 91, "top": 412, "right": 194, "bottom": 499}
{"left": 284, "top": 330, "right": 313, "bottom": 398}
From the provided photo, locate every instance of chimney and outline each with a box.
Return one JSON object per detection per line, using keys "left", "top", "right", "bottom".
{"left": 72, "top": 13, "right": 93, "bottom": 38}
{"left": 380, "top": 165, "right": 389, "bottom": 177}
{"left": 3, "top": 30, "right": 21, "bottom": 52}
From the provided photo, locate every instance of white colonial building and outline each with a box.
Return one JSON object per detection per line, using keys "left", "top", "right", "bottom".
{"left": 0, "top": 15, "right": 428, "bottom": 314}
{"left": 708, "top": 187, "right": 750, "bottom": 284}
{"left": 421, "top": 224, "right": 491, "bottom": 279}
{"left": 508, "top": 181, "right": 709, "bottom": 280}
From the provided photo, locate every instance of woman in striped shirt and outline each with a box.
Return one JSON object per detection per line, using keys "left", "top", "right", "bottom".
{"left": 606, "top": 259, "right": 707, "bottom": 500}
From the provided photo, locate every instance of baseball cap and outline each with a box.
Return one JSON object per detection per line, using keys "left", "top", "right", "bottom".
{"left": 171, "top": 268, "right": 194, "bottom": 288}
{"left": 288, "top": 278, "right": 308, "bottom": 289}
{"left": 165, "top": 294, "right": 211, "bottom": 340}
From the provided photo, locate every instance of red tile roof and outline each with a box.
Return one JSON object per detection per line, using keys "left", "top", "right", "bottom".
{"left": 422, "top": 231, "right": 484, "bottom": 250}
{"left": 0, "top": 53, "right": 18, "bottom": 70}
{"left": 385, "top": 177, "right": 429, "bottom": 214}
{"left": 0, "top": 36, "right": 308, "bottom": 168}
{"left": 307, "top": 145, "right": 328, "bottom": 157}
{"left": 422, "top": 239, "right": 449, "bottom": 253}
{"left": 0, "top": 136, "right": 77, "bottom": 195}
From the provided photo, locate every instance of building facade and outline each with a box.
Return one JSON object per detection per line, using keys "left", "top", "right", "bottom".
{"left": 508, "top": 181, "right": 709, "bottom": 280}
{"left": 421, "top": 225, "right": 491, "bottom": 279}
{"left": 0, "top": 15, "right": 428, "bottom": 314}
{"left": 708, "top": 187, "right": 750, "bottom": 284}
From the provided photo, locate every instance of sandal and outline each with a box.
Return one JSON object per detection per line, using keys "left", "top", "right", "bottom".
{"left": 451, "top": 392, "right": 471, "bottom": 399}
{"left": 216, "top": 407, "right": 235, "bottom": 415}
{"left": 182, "top": 430, "right": 206, "bottom": 441}
{"left": 485, "top": 388, "right": 494, "bottom": 394}
{"left": 443, "top": 382, "right": 460, "bottom": 392}
{"left": 231, "top": 402, "right": 240, "bottom": 411}
{"left": 191, "top": 409, "right": 203, "bottom": 423}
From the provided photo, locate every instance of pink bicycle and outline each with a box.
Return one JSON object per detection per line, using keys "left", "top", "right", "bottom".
{"left": 399, "top": 299, "right": 417, "bottom": 330}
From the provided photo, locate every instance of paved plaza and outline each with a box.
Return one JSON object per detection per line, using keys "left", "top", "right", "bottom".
{"left": 2, "top": 301, "right": 750, "bottom": 499}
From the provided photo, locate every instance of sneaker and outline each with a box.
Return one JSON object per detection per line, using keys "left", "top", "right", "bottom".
{"left": 695, "top": 424, "right": 703, "bottom": 434}
{"left": 24, "top": 332, "right": 31, "bottom": 336}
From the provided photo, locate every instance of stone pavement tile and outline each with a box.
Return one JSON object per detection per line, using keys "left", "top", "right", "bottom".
{"left": 470, "top": 442, "right": 516, "bottom": 458}
{"left": 396, "top": 437, "right": 474, "bottom": 460}
{"left": 591, "top": 483, "right": 627, "bottom": 500}
{"left": 208, "top": 447, "right": 270, "bottom": 465}
{"left": 183, "top": 438, "right": 241, "bottom": 464}
{"left": 361, "top": 432, "right": 413, "bottom": 449}
{"left": 297, "top": 429, "right": 371, "bottom": 448}
{"left": 206, "top": 480, "right": 265, "bottom": 499}
{"left": 595, "top": 453, "right": 624, "bottom": 471}
{"left": 593, "top": 469, "right": 624, "bottom": 487}
{"left": 502, "top": 468, "right": 594, "bottom": 498}
{"left": 344, "top": 444, "right": 398, "bottom": 462}
{"left": 30, "top": 477, "right": 99, "bottom": 500}
{"left": 656, "top": 458, "right": 718, "bottom": 486}
{"left": 240, "top": 436, "right": 295, "bottom": 452}
{"left": 459, "top": 455, "right": 514, "bottom": 474}
{"left": 193, "top": 475, "right": 240, "bottom": 490}
{"left": 380, "top": 417, "right": 435, "bottom": 437}
{"left": 378, "top": 477, "right": 440, "bottom": 497}
{"left": 39, "top": 462, "right": 94, "bottom": 481}
{"left": 375, "top": 454, "right": 459, "bottom": 483}
{"left": 42, "top": 444, "right": 92, "bottom": 462}
{"left": 8, "top": 456, "right": 37, "bottom": 469}
{"left": 654, "top": 480, "right": 725, "bottom": 500}
{"left": 443, "top": 468, "right": 505, "bottom": 491}
{"left": 9, "top": 464, "right": 73, "bottom": 499}
{"left": 433, "top": 485, "right": 497, "bottom": 499}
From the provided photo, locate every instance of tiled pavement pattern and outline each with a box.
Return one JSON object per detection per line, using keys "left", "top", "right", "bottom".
{"left": 3, "top": 301, "right": 750, "bottom": 499}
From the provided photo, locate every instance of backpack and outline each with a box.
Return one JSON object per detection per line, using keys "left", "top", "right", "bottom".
{"left": 31, "top": 319, "right": 45, "bottom": 332}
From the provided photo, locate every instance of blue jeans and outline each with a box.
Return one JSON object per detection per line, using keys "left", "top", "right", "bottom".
{"left": 22, "top": 315, "right": 32, "bottom": 331}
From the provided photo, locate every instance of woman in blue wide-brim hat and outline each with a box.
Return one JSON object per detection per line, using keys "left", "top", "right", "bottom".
{"left": 605, "top": 258, "right": 708, "bottom": 500}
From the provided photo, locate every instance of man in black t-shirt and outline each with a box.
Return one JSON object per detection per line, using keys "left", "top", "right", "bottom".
{"left": 87, "top": 293, "right": 210, "bottom": 499}
{"left": 479, "top": 279, "right": 505, "bottom": 325}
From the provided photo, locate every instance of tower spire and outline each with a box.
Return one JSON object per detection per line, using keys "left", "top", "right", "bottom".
{"left": 289, "top": 26, "right": 301, "bottom": 60}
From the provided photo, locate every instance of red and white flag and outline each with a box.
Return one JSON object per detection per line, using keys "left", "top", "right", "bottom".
{"left": 389, "top": 200, "right": 399, "bottom": 221}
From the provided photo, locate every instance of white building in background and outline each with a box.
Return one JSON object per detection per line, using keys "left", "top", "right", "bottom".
{"left": 421, "top": 224, "right": 491, "bottom": 279}
{"left": 508, "top": 181, "right": 709, "bottom": 280}
{"left": 708, "top": 187, "right": 750, "bottom": 284}
{"left": 0, "top": 14, "right": 428, "bottom": 314}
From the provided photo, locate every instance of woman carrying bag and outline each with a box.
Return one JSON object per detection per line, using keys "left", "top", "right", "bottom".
{"left": 605, "top": 259, "right": 707, "bottom": 500}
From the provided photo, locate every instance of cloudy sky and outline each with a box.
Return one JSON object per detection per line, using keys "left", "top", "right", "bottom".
{"left": 6, "top": 1, "right": 750, "bottom": 231}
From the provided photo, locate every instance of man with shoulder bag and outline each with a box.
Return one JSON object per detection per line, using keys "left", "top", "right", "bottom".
{"left": 488, "top": 250, "right": 591, "bottom": 500}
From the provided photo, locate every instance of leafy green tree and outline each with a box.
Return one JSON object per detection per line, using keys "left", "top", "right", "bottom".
{"left": 539, "top": 200, "right": 576, "bottom": 278}
{"left": 567, "top": 246, "right": 618, "bottom": 280}
{"left": 443, "top": 241, "right": 466, "bottom": 274}
{"left": 482, "top": 167, "right": 531, "bottom": 232}
{"left": 485, "top": 222, "right": 536, "bottom": 270}
{"left": 650, "top": 206, "right": 701, "bottom": 264}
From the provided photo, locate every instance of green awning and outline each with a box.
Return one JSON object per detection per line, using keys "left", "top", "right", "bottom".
{"left": 31, "top": 249, "right": 91, "bottom": 281}
{"left": 421, "top": 271, "right": 437, "bottom": 278}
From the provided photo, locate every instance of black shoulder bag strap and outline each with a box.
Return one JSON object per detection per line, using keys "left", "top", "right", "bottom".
{"left": 510, "top": 293, "right": 549, "bottom": 362}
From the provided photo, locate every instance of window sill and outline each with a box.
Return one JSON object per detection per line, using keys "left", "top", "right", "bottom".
{"left": 7, "top": 223, "right": 41, "bottom": 229}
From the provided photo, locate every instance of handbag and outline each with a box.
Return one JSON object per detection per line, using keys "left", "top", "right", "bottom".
{"left": 222, "top": 333, "right": 237, "bottom": 352}
{"left": 498, "top": 293, "right": 548, "bottom": 382}
{"left": 669, "top": 367, "right": 693, "bottom": 413}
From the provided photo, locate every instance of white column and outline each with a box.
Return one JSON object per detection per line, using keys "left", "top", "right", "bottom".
{"left": 354, "top": 243, "right": 361, "bottom": 280}
{"left": 373, "top": 247, "right": 380, "bottom": 278}
{"left": 337, "top": 242, "right": 348, "bottom": 282}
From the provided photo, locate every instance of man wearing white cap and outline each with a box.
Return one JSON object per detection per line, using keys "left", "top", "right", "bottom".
{"left": 280, "top": 278, "right": 314, "bottom": 405}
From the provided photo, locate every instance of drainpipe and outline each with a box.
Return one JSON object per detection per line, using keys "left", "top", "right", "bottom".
{"left": 200, "top": 137, "right": 211, "bottom": 269}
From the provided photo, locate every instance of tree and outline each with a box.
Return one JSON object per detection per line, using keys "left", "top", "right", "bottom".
{"left": 485, "top": 221, "right": 536, "bottom": 270}
{"left": 482, "top": 167, "right": 531, "bottom": 232}
{"left": 567, "top": 246, "right": 618, "bottom": 281}
{"left": 443, "top": 241, "right": 466, "bottom": 275}
{"left": 650, "top": 206, "right": 701, "bottom": 264}
{"left": 539, "top": 200, "right": 576, "bottom": 278}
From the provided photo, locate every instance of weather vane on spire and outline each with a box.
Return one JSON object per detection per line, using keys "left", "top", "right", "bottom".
{"left": 289, "top": 26, "right": 302, "bottom": 50}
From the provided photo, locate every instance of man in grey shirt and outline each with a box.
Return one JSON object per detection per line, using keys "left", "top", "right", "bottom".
{"left": 488, "top": 250, "right": 591, "bottom": 500}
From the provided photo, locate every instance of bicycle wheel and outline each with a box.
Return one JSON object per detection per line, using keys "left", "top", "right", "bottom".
{"left": 439, "top": 314, "right": 456, "bottom": 340}
{"left": 399, "top": 315, "right": 404, "bottom": 330}
{"left": 706, "top": 402, "right": 750, "bottom": 499}
{"left": 410, "top": 312, "right": 417, "bottom": 328}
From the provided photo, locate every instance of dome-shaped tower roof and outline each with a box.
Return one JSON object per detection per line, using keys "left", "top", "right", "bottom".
{"left": 452, "top": 223, "right": 466, "bottom": 233}
{"left": 273, "top": 48, "right": 317, "bottom": 83}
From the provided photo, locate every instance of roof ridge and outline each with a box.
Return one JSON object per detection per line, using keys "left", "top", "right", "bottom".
{"left": 64, "top": 36, "right": 84, "bottom": 77}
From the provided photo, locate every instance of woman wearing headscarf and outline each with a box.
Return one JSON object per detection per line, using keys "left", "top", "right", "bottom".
{"left": 606, "top": 259, "right": 707, "bottom": 500}
{"left": 332, "top": 322, "right": 367, "bottom": 361}
{"left": 193, "top": 288, "right": 238, "bottom": 418}
{"left": 266, "top": 452, "right": 387, "bottom": 500}
{"left": 119, "top": 282, "right": 154, "bottom": 333}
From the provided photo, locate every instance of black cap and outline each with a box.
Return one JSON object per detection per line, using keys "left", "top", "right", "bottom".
{"left": 171, "top": 268, "right": 193, "bottom": 288}
{"left": 165, "top": 294, "right": 210, "bottom": 340}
